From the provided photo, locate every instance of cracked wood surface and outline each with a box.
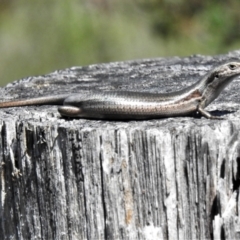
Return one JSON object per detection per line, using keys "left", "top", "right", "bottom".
{"left": 1, "top": 50, "right": 240, "bottom": 239}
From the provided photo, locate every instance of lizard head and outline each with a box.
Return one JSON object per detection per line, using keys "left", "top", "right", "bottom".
{"left": 201, "top": 61, "right": 240, "bottom": 107}
{"left": 207, "top": 62, "right": 240, "bottom": 87}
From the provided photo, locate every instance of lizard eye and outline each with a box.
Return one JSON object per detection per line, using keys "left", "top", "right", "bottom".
{"left": 215, "top": 74, "right": 219, "bottom": 78}
{"left": 229, "top": 64, "right": 236, "bottom": 70}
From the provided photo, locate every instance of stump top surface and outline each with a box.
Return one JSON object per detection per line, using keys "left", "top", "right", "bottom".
{"left": 1, "top": 50, "right": 240, "bottom": 128}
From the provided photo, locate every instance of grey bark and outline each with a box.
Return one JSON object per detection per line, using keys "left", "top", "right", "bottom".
{"left": 1, "top": 50, "right": 240, "bottom": 239}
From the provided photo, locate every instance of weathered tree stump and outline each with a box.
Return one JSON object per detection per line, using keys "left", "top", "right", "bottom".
{"left": 0, "top": 51, "right": 240, "bottom": 239}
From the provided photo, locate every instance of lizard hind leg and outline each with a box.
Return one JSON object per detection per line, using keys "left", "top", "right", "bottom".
{"left": 58, "top": 105, "right": 83, "bottom": 118}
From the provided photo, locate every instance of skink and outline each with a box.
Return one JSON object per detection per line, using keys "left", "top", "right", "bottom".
{"left": 0, "top": 62, "right": 240, "bottom": 120}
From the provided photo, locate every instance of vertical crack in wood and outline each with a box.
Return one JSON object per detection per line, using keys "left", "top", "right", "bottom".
{"left": 232, "top": 157, "right": 240, "bottom": 192}
{"left": 220, "top": 159, "right": 226, "bottom": 179}
{"left": 31, "top": 125, "right": 45, "bottom": 239}
{"left": 173, "top": 134, "right": 180, "bottom": 240}
{"left": 99, "top": 135, "right": 108, "bottom": 240}
{"left": 221, "top": 225, "right": 225, "bottom": 240}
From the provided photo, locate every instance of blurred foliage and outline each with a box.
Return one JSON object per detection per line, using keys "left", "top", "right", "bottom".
{"left": 0, "top": 0, "right": 240, "bottom": 86}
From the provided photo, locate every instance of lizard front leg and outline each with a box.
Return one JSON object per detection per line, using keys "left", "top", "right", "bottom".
{"left": 197, "top": 102, "right": 223, "bottom": 120}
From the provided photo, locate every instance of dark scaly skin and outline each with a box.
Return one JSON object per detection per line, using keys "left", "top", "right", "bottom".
{"left": 59, "top": 90, "right": 202, "bottom": 119}
{"left": 0, "top": 62, "right": 240, "bottom": 120}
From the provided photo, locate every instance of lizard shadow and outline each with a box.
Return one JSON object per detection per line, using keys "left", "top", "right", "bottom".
{"left": 193, "top": 110, "right": 235, "bottom": 119}
{"left": 210, "top": 110, "right": 235, "bottom": 116}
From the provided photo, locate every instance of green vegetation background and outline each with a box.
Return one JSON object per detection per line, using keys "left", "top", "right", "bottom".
{"left": 0, "top": 0, "right": 239, "bottom": 86}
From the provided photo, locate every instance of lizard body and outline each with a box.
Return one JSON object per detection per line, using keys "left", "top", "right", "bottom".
{"left": 0, "top": 62, "right": 240, "bottom": 119}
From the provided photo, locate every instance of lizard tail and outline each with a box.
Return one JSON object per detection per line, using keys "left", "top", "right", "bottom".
{"left": 0, "top": 95, "right": 68, "bottom": 108}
